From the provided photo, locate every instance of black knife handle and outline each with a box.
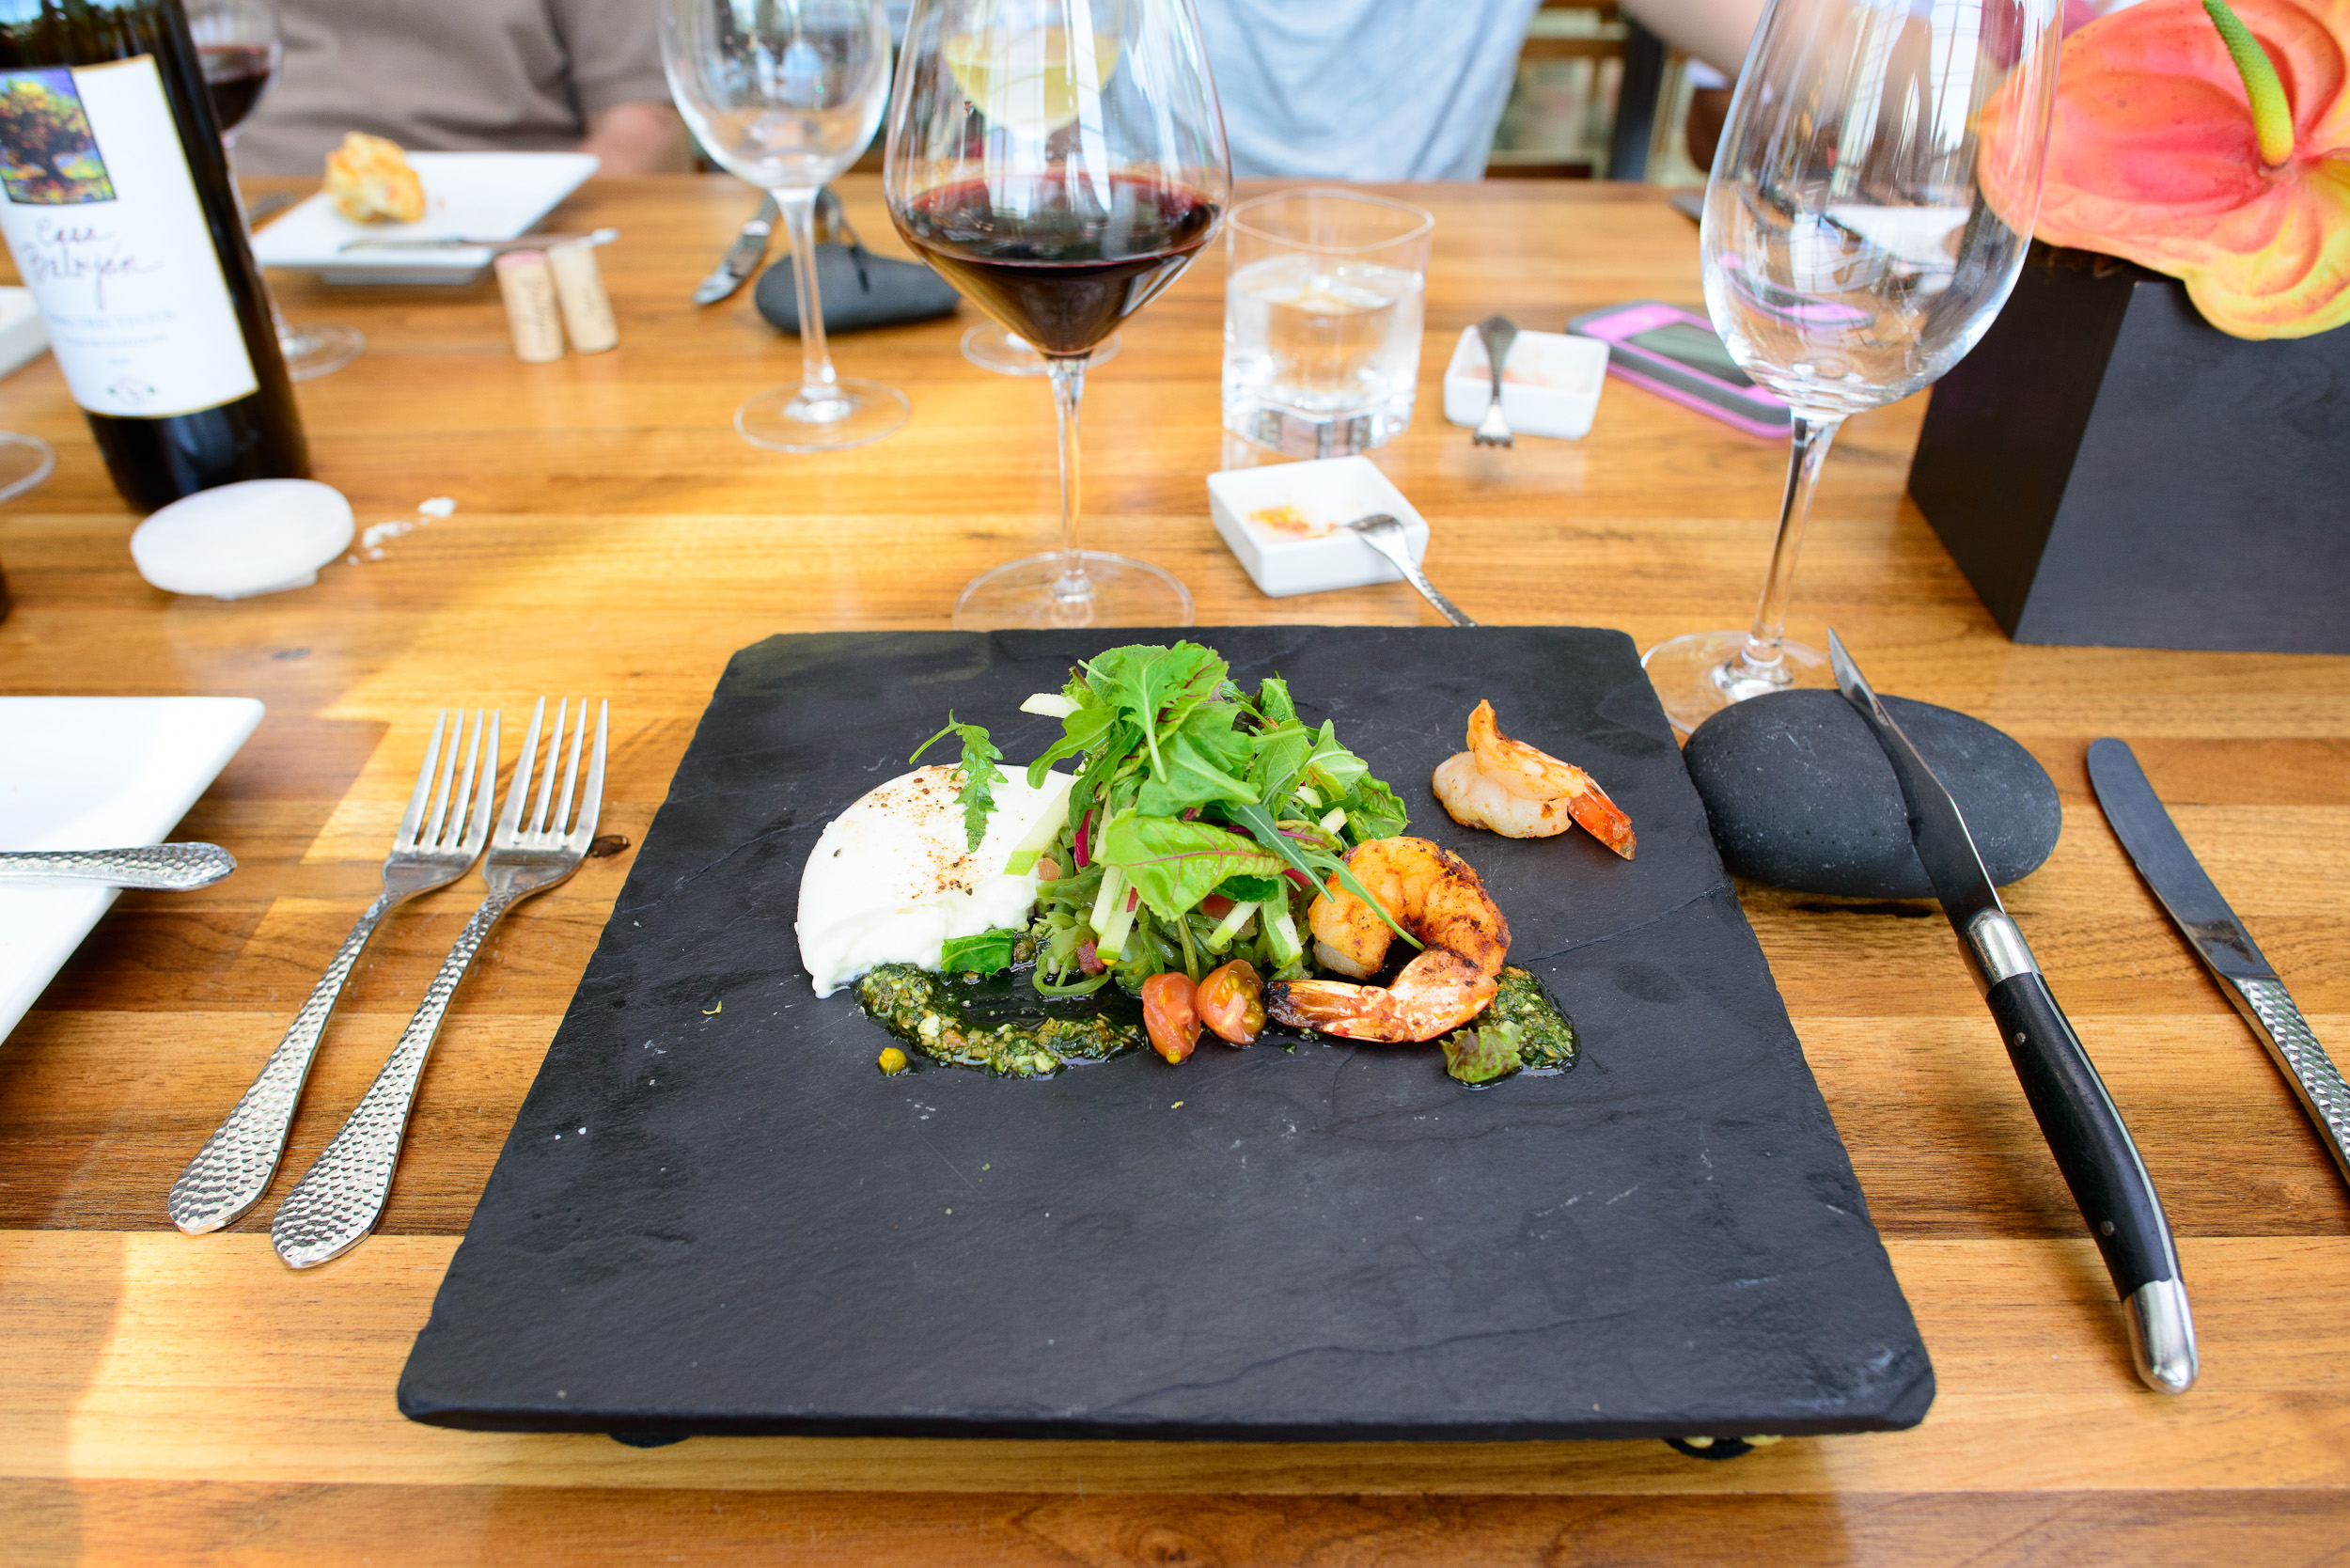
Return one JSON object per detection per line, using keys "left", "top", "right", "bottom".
{"left": 1988, "top": 971, "right": 2182, "bottom": 1298}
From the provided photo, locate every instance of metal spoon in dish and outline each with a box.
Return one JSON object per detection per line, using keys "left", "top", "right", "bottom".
{"left": 1342, "top": 513, "right": 1477, "bottom": 626}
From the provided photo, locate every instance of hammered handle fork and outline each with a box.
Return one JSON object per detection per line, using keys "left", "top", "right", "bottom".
{"left": 273, "top": 698, "right": 607, "bottom": 1268}
{"left": 168, "top": 711, "right": 498, "bottom": 1235}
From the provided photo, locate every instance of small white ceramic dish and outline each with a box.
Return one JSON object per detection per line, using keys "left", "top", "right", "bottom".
{"left": 1206, "top": 455, "right": 1431, "bottom": 598}
{"left": 0, "top": 697, "right": 263, "bottom": 1045}
{"left": 131, "top": 479, "right": 355, "bottom": 600}
{"left": 252, "top": 151, "right": 600, "bottom": 286}
{"left": 1442, "top": 327, "right": 1610, "bottom": 440}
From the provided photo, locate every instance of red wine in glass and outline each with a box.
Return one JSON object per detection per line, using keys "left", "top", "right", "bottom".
{"left": 898, "top": 174, "right": 1218, "bottom": 355}
{"left": 199, "top": 41, "right": 276, "bottom": 133}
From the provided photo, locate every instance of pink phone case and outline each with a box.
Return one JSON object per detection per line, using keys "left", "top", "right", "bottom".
{"left": 1567, "top": 301, "right": 1790, "bottom": 440}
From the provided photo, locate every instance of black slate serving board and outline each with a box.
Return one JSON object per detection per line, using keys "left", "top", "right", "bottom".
{"left": 400, "top": 627, "right": 1931, "bottom": 1441}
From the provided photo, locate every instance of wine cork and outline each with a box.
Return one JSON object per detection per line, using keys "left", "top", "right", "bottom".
{"left": 494, "top": 250, "right": 565, "bottom": 363}
{"left": 548, "top": 238, "right": 619, "bottom": 353}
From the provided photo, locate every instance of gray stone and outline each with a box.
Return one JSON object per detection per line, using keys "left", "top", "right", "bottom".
{"left": 1683, "top": 689, "right": 2060, "bottom": 899}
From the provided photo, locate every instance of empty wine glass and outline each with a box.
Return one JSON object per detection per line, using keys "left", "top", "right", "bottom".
{"left": 885, "top": 0, "right": 1230, "bottom": 629}
{"left": 1641, "top": 0, "right": 2062, "bottom": 733}
{"left": 665, "top": 0, "right": 909, "bottom": 451}
{"left": 185, "top": 0, "right": 365, "bottom": 382}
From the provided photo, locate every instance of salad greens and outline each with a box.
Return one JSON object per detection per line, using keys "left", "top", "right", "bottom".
{"left": 933, "top": 641, "right": 1416, "bottom": 998}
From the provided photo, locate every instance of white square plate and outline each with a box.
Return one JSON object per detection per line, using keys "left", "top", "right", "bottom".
{"left": 0, "top": 697, "right": 264, "bottom": 1044}
{"left": 1206, "top": 455, "right": 1431, "bottom": 598}
{"left": 251, "top": 151, "right": 600, "bottom": 286}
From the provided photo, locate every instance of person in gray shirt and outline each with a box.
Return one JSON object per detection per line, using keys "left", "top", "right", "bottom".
{"left": 234, "top": 0, "right": 691, "bottom": 176}
{"left": 1190, "top": 0, "right": 1764, "bottom": 181}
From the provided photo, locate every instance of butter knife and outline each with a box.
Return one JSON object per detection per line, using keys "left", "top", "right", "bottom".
{"left": 2088, "top": 736, "right": 2349, "bottom": 1187}
{"left": 695, "top": 191, "right": 779, "bottom": 305}
{"left": 1830, "top": 632, "right": 2195, "bottom": 1395}
{"left": 337, "top": 227, "right": 618, "bottom": 254}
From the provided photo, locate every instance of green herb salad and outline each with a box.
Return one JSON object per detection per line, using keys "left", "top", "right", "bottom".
{"left": 915, "top": 639, "right": 1413, "bottom": 999}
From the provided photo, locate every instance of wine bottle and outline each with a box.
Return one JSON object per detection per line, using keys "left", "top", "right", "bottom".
{"left": 0, "top": 0, "right": 306, "bottom": 511}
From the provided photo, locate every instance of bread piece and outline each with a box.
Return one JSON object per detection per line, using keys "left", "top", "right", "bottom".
{"left": 323, "top": 132, "right": 425, "bottom": 224}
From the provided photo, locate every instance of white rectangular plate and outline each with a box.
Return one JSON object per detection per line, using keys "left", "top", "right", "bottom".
{"left": 252, "top": 151, "right": 600, "bottom": 286}
{"left": 0, "top": 697, "right": 264, "bottom": 1044}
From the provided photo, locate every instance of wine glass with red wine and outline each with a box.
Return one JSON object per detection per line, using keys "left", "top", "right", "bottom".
{"left": 885, "top": 0, "right": 1230, "bottom": 629}
{"left": 185, "top": 0, "right": 365, "bottom": 382}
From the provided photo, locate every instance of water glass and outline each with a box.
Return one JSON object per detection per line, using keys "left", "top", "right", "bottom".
{"left": 1221, "top": 189, "right": 1432, "bottom": 459}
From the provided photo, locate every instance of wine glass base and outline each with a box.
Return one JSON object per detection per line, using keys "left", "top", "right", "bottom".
{"left": 953, "top": 551, "right": 1193, "bottom": 631}
{"left": 281, "top": 322, "right": 364, "bottom": 383}
{"left": 0, "top": 431, "right": 55, "bottom": 505}
{"left": 961, "top": 326, "right": 1120, "bottom": 377}
{"left": 736, "top": 379, "right": 909, "bottom": 452}
{"left": 1640, "top": 630, "right": 1832, "bottom": 736}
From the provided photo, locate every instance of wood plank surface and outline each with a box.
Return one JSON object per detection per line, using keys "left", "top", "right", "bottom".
{"left": 0, "top": 175, "right": 2344, "bottom": 1563}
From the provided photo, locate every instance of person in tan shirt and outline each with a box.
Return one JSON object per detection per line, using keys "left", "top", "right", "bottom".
{"left": 233, "top": 0, "right": 692, "bottom": 176}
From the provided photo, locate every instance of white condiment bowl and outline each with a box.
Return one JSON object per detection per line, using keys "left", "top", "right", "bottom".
{"left": 1206, "top": 456, "right": 1431, "bottom": 599}
{"left": 1441, "top": 326, "right": 1609, "bottom": 441}
{"left": 130, "top": 479, "right": 355, "bottom": 601}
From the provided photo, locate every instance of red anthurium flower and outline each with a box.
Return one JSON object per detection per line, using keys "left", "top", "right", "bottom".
{"left": 1982, "top": 0, "right": 2350, "bottom": 338}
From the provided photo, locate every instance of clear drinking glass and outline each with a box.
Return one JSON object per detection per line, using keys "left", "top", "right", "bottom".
{"left": 1641, "top": 0, "right": 2062, "bottom": 733}
{"left": 1221, "top": 189, "right": 1431, "bottom": 459}
{"left": 665, "top": 0, "right": 909, "bottom": 451}
{"left": 885, "top": 0, "right": 1230, "bottom": 630}
{"left": 186, "top": 0, "right": 364, "bottom": 381}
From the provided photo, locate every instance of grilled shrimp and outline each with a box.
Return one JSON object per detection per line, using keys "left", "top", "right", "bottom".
{"left": 1432, "top": 700, "right": 1636, "bottom": 857}
{"left": 1265, "top": 837, "right": 1510, "bottom": 1043}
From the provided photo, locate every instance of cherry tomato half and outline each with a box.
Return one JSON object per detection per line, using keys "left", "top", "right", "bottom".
{"left": 1196, "top": 960, "right": 1266, "bottom": 1045}
{"left": 1141, "top": 971, "right": 1200, "bottom": 1063}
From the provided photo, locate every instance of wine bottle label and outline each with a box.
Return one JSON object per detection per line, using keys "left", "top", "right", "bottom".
{"left": 0, "top": 55, "right": 258, "bottom": 417}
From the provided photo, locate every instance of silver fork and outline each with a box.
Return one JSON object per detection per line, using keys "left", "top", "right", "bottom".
{"left": 1341, "top": 513, "right": 1478, "bottom": 627}
{"left": 168, "top": 711, "right": 497, "bottom": 1235}
{"left": 1473, "top": 313, "right": 1518, "bottom": 447}
{"left": 271, "top": 698, "right": 608, "bottom": 1269}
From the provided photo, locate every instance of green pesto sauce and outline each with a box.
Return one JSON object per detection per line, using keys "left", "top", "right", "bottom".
{"left": 1439, "top": 966, "right": 1576, "bottom": 1085}
{"left": 855, "top": 963, "right": 1143, "bottom": 1079}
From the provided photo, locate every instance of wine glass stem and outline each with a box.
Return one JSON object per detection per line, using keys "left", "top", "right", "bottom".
{"left": 1047, "top": 354, "right": 1090, "bottom": 603}
{"left": 776, "top": 188, "right": 842, "bottom": 412}
{"left": 1735, "top": 413, "right": 1841, "bottom": 681}
{"left": 221, "top": 133, "right": 297, "bottom": 345}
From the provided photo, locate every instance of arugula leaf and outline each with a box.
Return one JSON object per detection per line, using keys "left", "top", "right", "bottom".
{"left": 1026, "top": 702, "right": 1119, "bottom": 786}
{"left": 909, "top": 715, "right": 1003, "bottom": 852}
{"left": 1246, "top": 726, "right": 1314, "bottom": 807}
{"left": 1221, "top": 797, "right": 1418, "bottom": 949}
{"left": 1214, "top": 873, "right": 1283, "bottom": 902}
{"left": 940, "top": 928, "right": 1022, "bottom": 976}
{"left": 1305, "top": 722, "right": 1371, "bottom": 795}
{"left": 1255, "top": 676, "right": 1297, "bottom": 728}
{"left": 1084, "top": 644, "right": 1227, "bottom": 780}
{"left": 1340, "top": 775, "right": 1410, "bottom": 842}
{"left": 1136, "top": 703, "right": 1258, "bottom": 816}
{"left": 1095, "top": 811, "right": 1288, "bottom": 921}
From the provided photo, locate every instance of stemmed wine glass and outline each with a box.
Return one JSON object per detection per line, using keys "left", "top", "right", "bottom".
{"left": 963, "top": 323, "right": 1117, "bottom": 376}
{"left": 1640, "top": 0, "right": 2062, "bottom": 733}
{"left": 185, "top": 0, "right": 365, "bottom": 381}
{"left": 665, "top": 0, "right": 909, "bottom": 452}
{"left": 885, "top": 0, "right": 1229, "bottom": 629}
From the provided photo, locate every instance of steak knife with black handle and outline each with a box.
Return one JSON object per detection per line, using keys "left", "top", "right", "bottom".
{"left": 2088, "top": 736, "right": 2350, "bottom": 1186}
{"left": 1828, "top": 632, "right": 2196, "bottom": 1394}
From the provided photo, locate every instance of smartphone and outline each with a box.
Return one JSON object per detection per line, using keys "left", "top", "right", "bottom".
{"left": 1566, "top": 301, "right": 1790, "bottom": 439}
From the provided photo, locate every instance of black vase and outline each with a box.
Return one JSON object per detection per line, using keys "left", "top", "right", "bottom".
{"left": 1908, "top": 243, "right": 2350, "bottom": 654}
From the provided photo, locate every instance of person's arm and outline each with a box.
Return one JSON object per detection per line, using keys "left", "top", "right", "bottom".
{"left": 578, "top": 100, "right": 694, "bottom": 173}
{"left": 1618, "top": 0, "right": 1768, "bottom": 76}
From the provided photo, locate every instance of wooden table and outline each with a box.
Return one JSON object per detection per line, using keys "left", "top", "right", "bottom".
{"left": 1, "top": 175, "right": 2343, "bottom": 1565}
